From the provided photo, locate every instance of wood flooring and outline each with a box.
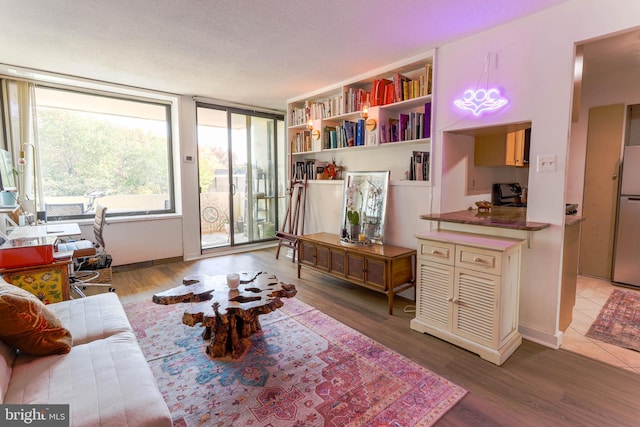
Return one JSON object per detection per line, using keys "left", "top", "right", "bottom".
{"left": 108, "top": 248, "right": 640, "bottom": 427}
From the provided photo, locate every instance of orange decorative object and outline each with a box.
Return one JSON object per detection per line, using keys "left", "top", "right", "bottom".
{"left": 326, "top": 163, "right": 336, "bottom": 179}
{"left": 0, "top": 241, "right": 54, "bottom": 268}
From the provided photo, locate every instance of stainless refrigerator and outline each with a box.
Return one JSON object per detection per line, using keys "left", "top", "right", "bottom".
{"left": 613, "top": 145, "right": 640, "bottom": 287}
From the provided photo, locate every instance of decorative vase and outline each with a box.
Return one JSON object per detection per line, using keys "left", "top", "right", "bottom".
{"left": 349, "top": 224, "right": 361, "bottom": 240}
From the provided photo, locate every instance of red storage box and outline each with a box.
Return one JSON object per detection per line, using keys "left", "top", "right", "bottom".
{"left": 0, "top": 238, "right": 54, "bottom": 268}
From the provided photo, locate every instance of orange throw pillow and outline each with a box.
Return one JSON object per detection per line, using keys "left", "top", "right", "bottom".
{"left": 0, "top": 283, "right": 72, "bottom": 355}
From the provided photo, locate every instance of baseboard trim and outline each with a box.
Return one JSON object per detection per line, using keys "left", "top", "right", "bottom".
{"left": 113, "top": 256, "right": 183, "bottom": 272}
{"left": 519, "top": 324, "right": 562, "bottom": 349}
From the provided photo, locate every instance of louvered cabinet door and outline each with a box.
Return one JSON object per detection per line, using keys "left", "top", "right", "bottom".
{"left": 416, "top": 259, "right": 454, "bottom": 331}
{"left": 452, "top": 267, "right": 501, "bottom": 348}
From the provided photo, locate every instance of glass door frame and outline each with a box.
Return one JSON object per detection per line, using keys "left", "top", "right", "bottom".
{"left": 196, "top": 102, "right": 284, "bottom": 252}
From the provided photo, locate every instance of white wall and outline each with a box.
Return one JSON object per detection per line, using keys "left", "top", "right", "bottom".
{"left": 432, "top": 0, "right": 640, "bottom": 347}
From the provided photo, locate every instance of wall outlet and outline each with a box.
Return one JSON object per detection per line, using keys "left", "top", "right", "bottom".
{"left": 537, "top": 154, "right": 557, "bottom": 172}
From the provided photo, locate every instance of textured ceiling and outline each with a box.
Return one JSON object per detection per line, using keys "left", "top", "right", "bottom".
{"left": 1, "top": 0, "right": 576, "bottom": 111}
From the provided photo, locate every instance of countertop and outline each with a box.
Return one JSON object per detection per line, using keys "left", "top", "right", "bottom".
{"left": 420, "top": 207, "right": 551, "bottom": 231}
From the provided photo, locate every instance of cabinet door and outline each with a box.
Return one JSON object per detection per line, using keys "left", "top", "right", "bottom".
{"left": 316, "top": 244, "right": 330, "bottom": 271}
{"left": 505, "top": 129, "right": 525, "bottom": 166}
{"left": 346, "top": 252, "right": 365, "bottom": 283}
{"left": 416, "top": 260, "right": 454, "bottom": 331}
{"left": 364, "top": 257, "right": 386, "bottom": 290}
{"left": 299, "top": 240, "right": 316, "bottom": 266}
{"left": 330, "top": 248, "right": 346, "bottom": 275}
{"left": 453, "top": 267, "right": 500, "bottom": 347}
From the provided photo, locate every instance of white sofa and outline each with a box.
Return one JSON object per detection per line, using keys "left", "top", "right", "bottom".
{"left": 0, "top": 292, "right": 172, "bottom": 427}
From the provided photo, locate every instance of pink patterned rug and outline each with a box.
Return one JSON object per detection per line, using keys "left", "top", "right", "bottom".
{"left": 586, "top": 289, "right": 640, "bottom": 352}
{"left": 124, "top": 297, "right": 467, "bottom": 427}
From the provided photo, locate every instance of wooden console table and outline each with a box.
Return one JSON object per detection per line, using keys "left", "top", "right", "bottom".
{"left": 297, "top": 232, "right": 415, "bottom": 315}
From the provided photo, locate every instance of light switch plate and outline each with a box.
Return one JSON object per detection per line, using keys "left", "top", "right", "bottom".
{"left": 537, "top": 154, "right": 557, "bottom": 172}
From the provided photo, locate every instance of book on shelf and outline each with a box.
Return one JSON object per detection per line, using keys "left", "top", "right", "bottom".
{"left": 393, "top": 73, "right": 411, "bottom": 102}
{"left": 409, "top": 151, "right": 430, "bottom": 181}
{"left": 356, "top": 119, "right": 365, "bottom": 146}
{"left": 291, "top": 130, "right": 313, "bottom": 153}
{"left": 343, "top": 120, "right": 356, "bottom": 147}
{"left": 398, "top": 113, "right": 409, "bottom": 141}
{"left": 382, "top": 118, "right": 399, "bottom": 143}
{"left": 323, "top": 126, "right": 336, "bottom": 149}
{"left": 424, "top": 102, "right": 432, "bottom": 138}
{"left": 371, "top": 78, "right": 392, "bottom": 106}
{"left": 424, "top": 63, "right": 433, "bottom": 96}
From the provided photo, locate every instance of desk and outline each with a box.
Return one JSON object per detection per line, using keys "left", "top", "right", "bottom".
{"left": 0, "top": 223, "right": 80, "bottom": 303}
{"left": 8, "top": 223, "right": 81, "bottom": 240}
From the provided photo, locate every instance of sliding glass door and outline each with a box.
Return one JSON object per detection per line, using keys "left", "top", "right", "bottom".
{"left": 196, "top": 103, "right": 284, "bottom": 251}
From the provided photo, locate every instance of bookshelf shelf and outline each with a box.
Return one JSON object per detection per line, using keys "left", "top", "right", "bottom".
{"left": 287, "top": 50, "right": 435, "bottom": 183}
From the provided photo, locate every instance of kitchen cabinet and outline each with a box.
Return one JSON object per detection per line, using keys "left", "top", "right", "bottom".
{"left": 474, "top": 128, "right": 530, "bottom": 167}
{"left": 410, "top": 230, "right": 523, "bottom": 365}
{"left": 298, "top": 232, "right": 415, "bottom": 315}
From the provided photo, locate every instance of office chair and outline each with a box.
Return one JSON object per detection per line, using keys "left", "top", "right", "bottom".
{"left": 56, "top": 205, "right": 115, "bottom": 298}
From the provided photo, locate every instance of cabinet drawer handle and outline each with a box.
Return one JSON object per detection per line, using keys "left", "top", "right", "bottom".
{"left": 473, "top": 257, "right": 485, "bottom": 263}
{"left": 431, "top": 249, "right": 445, "bottom": 256}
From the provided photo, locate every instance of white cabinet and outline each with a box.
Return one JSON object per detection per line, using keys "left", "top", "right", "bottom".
{"left": 410, "top": 230, "right": 523, "bottom": 365}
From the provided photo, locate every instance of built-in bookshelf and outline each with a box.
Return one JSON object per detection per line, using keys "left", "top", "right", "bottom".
{"left": 287, "top": 50, "right": 435, "bottom": 183}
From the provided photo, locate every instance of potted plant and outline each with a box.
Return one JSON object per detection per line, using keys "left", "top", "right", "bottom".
{"left": 347, "top": 209, "right": 360, "bottom": 240}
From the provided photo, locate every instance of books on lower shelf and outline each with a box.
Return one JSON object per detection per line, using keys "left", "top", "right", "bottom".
{"left": 410, "top": 151, "right": 430, "bottom": 181}
{"left": 293, "top": 159, "right": 332, "bottom": 181}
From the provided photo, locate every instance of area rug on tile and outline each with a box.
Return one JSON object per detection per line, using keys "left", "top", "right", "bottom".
{"left": 124, "top": 297, "right": 467, "bottom": 427}
{"left": 586, "top": 289, "right": 640, "bottom": 352}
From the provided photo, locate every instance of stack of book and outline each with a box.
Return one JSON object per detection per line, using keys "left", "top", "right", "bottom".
{"left": 291, "top": 130, "right": 312, "bottom": 153}
{"left": 409, "top": 151, "right": 430, "bottom": 181}
{"left": 344, "top": 87, "right": 370, "bottom": 114}
{"left": 380, "top": 102, "right": 431, "bottom": 143}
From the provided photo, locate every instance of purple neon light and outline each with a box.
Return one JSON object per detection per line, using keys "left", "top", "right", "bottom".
{"left": 454, "top": 88, "right": 509, "bottom": 115}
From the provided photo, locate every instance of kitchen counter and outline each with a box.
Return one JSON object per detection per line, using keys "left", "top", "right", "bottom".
{"left": 420, "top": 207, "right": 550, "bottom": 231}
{"left": 565, "top": 214, "right": 586, "bottom": 227}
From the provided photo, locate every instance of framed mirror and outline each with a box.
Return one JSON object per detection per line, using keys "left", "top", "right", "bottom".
{"left": 340, "top": 170, "right": 390, "bottom": 245}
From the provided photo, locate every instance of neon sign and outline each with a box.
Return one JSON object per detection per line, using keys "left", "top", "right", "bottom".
{"left": 454, "top": 88, "right": 509, "bottom": 115}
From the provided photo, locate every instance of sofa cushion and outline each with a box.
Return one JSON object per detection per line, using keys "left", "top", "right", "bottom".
{"left": 0, "top": 283, "right": 72, "bottom": 356}
{"left": 0, "top": 340, "right": 16, "bottom": 403}
{"left": 5, "top": 331, "right": 172, "bottom": 427}
{"left": 47, "top": 292, "right": 132, "bottom": 345}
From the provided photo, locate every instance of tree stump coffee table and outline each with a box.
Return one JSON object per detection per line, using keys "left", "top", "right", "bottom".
{"left": 152, "top": 271, "right": 297, "bottom": 359}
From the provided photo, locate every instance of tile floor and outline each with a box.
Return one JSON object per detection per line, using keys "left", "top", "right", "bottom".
{"left": 561, "top": 275, "right": 640, "bottom": 374}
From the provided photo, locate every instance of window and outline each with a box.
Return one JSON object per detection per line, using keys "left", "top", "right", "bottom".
{"left": 34, "top": 86, "right": 174, "bottom": 220}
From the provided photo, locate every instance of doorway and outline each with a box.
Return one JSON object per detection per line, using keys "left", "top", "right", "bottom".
{"left": 196, "top": 103, "right": 284, "bottom": 250}
{"left": 579, "top": 104, "right": 624, "bottom": 278}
